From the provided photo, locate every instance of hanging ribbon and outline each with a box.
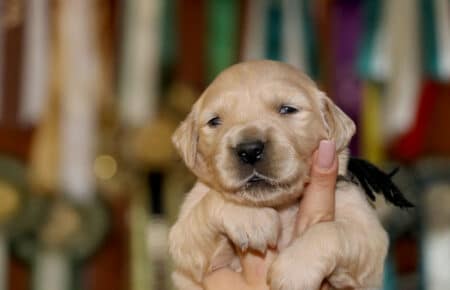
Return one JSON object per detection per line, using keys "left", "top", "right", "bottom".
{"left": 0, "top": 0, "right": 24, "bottom": 128}
{"left": 417, "top": 163, "right": 450, "bottom": 290}
{"left": 32, "top": 251, "right": 70, "bottom": 290}
{"left": 19, "top": 0, "right": 49, "bottom": 125}
{"left": 423, "top": 84, "right": 450, "bottom": 155}
{"left": 58, "top": 0, "right": 99, "bottom": 204}
{"left": 360, "top": 83, "right": 385, "bottom": 164}
{"left": 422, "top": 0, "right": 439, "bottom": 79}
{"left": 357, "top": 0, "right": 383, "bottom": 81}
{"left": 206, "top": 0, "right": 239, "bottom": 81}
{"left": 383, "top": 0, "right": 421, "bottom": 143}
{"left": 160, "top": 0, "right": 177, "bottom": 81}
{"left": 130, "top": 190, "right": 151, "bottom": 290}
{"left": 265, "top": 0, "right": 282, "bottom": 61}
{"left": 422, "top": 0, "right": 450, "bottom": 80}
{"left": 315, "top": 0, "right": 334, "bottom": 92}
{"left": 177, "top": 0, "right": 205, "bottom": 88}
{"left": 241, "top": 0, "right": 270, "bottom": 61}
{"left": 433, "top": 0, "right": 450, "bottom": 80}
{"left": 301, "top": 0, "right": 319, "bottom": 78}
{"left": 118, "top": 0, "right": 162, "bottom": 127}
{"left": 330, "top": 0, "right": 364, "bottom": 155}
{"left": 391, "top": 81, "right": 439, "bottom": 162}
{"left": 280, "top": 0, "right": 306, "bottom": 71}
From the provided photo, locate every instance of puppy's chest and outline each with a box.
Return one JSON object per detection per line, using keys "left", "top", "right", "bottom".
{"left": 277, "top": 203, "right": 300, "bottom": 250}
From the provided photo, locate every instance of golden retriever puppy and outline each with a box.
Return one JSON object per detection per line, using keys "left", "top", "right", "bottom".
{"left": 169, "top": 60, "right": 388, "bottom": 290}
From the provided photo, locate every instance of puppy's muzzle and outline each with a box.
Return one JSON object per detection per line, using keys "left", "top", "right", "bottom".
{"left": 235, "top": 140, "right": 265, "bottom": 165}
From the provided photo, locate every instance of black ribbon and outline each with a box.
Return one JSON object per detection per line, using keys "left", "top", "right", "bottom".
{"left": 347, "top": 157, "right": 414, "bottom": 209}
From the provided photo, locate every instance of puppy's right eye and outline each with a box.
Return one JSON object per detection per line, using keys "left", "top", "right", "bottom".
{"left": 207, "top": 116, "right": 222, "bottom": 127}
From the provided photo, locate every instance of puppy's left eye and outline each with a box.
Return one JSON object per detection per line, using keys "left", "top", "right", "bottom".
{"left": 279, "top": 105, "right": 299, "bottom": 115}
{"left": 207, "top": 116, "right": 222, "bottom": 127}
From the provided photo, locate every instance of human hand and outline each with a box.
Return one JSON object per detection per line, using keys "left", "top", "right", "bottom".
{"left": 204, "top": 140, "right": 338, "bottom": 290}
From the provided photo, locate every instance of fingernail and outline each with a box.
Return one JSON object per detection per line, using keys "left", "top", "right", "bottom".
{"left": 317, "top": 140, "right": 335, "bottom": 169}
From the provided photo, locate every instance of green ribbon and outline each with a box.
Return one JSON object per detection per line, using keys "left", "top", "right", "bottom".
{"left": 160, "top": 0, "right": 177, "bottom": 88}
{"left": 301, "top": 0, "right": 319, "bottom": 79}
{"left": 265, "top": 0, "right": 282, "bottom": 61}
{"left": 206, "top": 0, "right": 239, "bottom": 82}
{"left": 421, "top": 0, "right": 439, "bottom": 79}
{"left": 357, "top": 0, "right": 382, "bottom": 79}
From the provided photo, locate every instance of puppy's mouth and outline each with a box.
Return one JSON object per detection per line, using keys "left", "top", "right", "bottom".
{"left": 248, "top": 175, "right": 265, "bottom": 183}
{"left": 242, "top": 172, "right": 276, "bottom": 189}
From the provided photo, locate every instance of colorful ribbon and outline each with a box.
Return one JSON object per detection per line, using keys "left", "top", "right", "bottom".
{"left": 361, "top": 82, "right": 385, "bottom": 164}
{"left": 58, "top": 0, "right": 99, "bottom": 203}
{"left": 301, "top": 0, "right": 319, "bottom": 78}
{"left": 391, "top": 81, "right": 439, "bottom": 162}
{"left": 0, "top": 4, "right": 23, "bottom": 127}
{"left": 265, "top": 0, "right": 282, "bottom": 61}
{"left": 177, "top": 0, "right": 205, "bottom": 88}
{"left": 19, "top": 0, "right": 49, "bottom": 125}
{"left": 331, "top": 0, "right": 364, "bottom": 155}
{"left": 383, "top": 0, "right": 421, "bottom": 143}
{"left": 118, "top": 0, "right": 162, "bottom": 127}
{"left": 281, "top": 0, "right": 306, "bottom": 71}
{"left": 241, "top": 0, "right": 270, "bottom": 61}
{"left": 206, "top": 0, "right": 239, "bottom": 81}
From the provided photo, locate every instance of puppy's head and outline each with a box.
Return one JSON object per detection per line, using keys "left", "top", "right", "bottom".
{"left": 173, "top": 60, "right": 355, "bottom": 207}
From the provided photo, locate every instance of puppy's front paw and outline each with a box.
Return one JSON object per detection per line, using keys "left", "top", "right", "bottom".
{"left": 269, "top": 250, "right": 327, "bottom": 290}
{"left": 268, "top": 223, "right": 343, "bottom": 290}
{"left": 221, "top": 206, "right": 280, "bottom": 253}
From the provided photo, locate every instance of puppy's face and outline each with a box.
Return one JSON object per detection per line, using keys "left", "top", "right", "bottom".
{"left": 173, "top": 61, "right": 355, "bottom": 207}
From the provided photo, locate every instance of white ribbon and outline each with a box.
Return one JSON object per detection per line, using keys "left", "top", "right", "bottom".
{"left": 58, "top": 0, "right": 99, "bottom": 203}
{"left": 434, "top": 0, "right": 450, "bottom": 80}
{"left": 33, "top": 250, "right": 70, "bottom": 290}
{"left": 281, "top": 0, "right": 306, "bottom": 71}
{"left": 19, "top": 0, "right": 49, "bottom": 125}
{"left": 241, "top": 0, "right": 269, "bottom": 61}
{"left": 423, "top": 184, "right": 450, "bottom": 290}
{"left": 382, "top": 0, "right": 421, "bottom": 142}
{"left": 130, "top": 193, "right": 151, "bottom": 290}
{"left": 119, "top": 0, "right": 162, "bottom": 127}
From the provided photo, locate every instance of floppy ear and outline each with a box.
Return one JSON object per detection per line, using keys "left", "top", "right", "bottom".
{"left": 172, "top": 107, "right": 199, "bottom": 169}
{"left": 318, "top": 92, "right": 356, "bottom": 152}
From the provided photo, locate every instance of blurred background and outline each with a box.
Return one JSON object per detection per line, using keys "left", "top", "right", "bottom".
{"left": 0, "top": 0, "right": 449, "bottom": 289}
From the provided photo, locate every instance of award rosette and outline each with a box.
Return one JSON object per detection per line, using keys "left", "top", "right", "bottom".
{"left": 0, "top": 156, "right": 47, "bottom": 290}
{"left": 11, "top": 197, "right": 109, "bottom": 290}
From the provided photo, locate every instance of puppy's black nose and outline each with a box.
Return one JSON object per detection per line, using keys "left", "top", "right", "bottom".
{"left": 236, "top": 141, "right": 265, "bottom": 164}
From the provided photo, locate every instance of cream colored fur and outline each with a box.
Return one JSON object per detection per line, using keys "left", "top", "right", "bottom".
{"left": 169, "top": 61, "right": 388, "bottom": 290}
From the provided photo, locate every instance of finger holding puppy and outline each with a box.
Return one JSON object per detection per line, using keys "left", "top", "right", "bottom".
{"left": 295, "top": 139, "right": 338, "bottom": 237}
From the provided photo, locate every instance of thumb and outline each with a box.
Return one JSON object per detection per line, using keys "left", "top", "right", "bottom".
{"left": 295, "top": 140, "right": 337, "bottom": 237}
{"left": 240, "top": 250, "right": 276, "bottom": 286}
